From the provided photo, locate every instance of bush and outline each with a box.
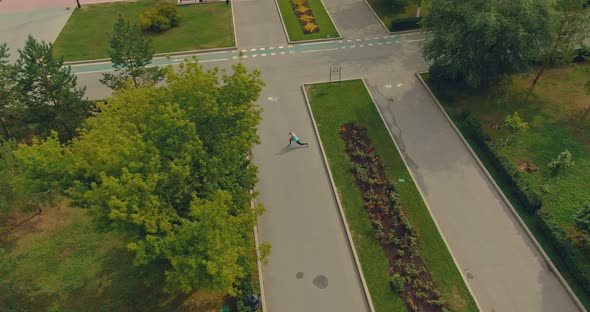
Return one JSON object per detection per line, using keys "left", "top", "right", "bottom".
{"left": 389, "top": 273, "right": 405, "bottom": 293}
{"left": 139, "top": 4, "right": 181, "bottom": 33}
{"left": 575, "top": 201, "right": 590, "bottom": 234}
{"left": 391, "top": 17, "right": 422, "bottom": 31}
{"left": 548, "top": 149, "right": 575, "bottom": 175}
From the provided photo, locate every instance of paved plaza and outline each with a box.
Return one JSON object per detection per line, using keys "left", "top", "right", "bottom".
{"left": 1, "top": 0, "right": 584, "bottom": 310}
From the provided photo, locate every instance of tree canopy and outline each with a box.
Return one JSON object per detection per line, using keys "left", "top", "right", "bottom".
{"left": 423, "top": 0, "right": 554, "bottom": 88}
{"left": 15, "top": 61, "right": 265, "bottom": 295}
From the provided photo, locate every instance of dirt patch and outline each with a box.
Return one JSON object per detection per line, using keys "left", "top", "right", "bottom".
{"left": 517, "top": 160, "right": 538, "bottom": 173}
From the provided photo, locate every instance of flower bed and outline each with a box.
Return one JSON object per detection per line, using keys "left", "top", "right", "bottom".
{"left": 290, "top": 0, "right": 321, "bottom": 34}
{"left": 340, "top": 122, "right": 445, "bottom": 312}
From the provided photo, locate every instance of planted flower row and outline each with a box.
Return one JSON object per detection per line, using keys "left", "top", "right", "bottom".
{"left": 290, "top": 0, "right": 321, "bottom": 34}
{"left": 340, "top": 123, "right": 445, "bottom": 312}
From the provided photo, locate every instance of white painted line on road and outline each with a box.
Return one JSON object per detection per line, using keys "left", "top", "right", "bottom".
{"left": 364, "top": 38, "right": 371, "bottom": 41}
{"left": 374, "top": 36, "right": 379, "bottom": 40}
{"left": 341, "top": 46, "right": 346, "bottom": 49}
{"left": 355, "top": 38, "right": 361, "bottom": 41}
{"left": 261, "top": 53, "right": 267, "bottom": 56}
{"left": 271, "top": 52, "right": 276, "bottom": 56}
{"left": 241, "top": 49, "right": 247, "bottom": 53}
{"left": 347, "top": 39, "right": 352, "bottom": 42}
{"left": 250, "top": 48, "right": 256, "bottom": 51}
{"left": 302, "top": 48, "right": 338, "bottom": 53}
{"left": 382, "top": 36, "right": 389, "bottom": 39}
{"left": 359, "top": 44, "right": 365, "bottom": 47}
{"left": 289, "top": 51, "right": 295, "bottom": 54}
{"left": 279, "top": 45, "right": 284, "bottom": 49}
{"left": 252, "top": 54, "right": 257, "bottom": 57}
{"left": 173, "top": 59, "right": 182, "bottom": 62}
{"left": 288, "top": 45, "right": 293, "bottom": 48}
{"left": 350, "top": 45, "right": 356, "bottom": 48}
{"left": 368, "top": 43, "right": 374, "bottom": 46}
{"left": 385, "top": 41, "right": 392, "bottom": 44}
{"left": 377, "top": 42, "right": 383, "bottom": 45}
{"left": 260, "top": 47, "right": 265, "bottom": 51}
{"left": 242, "top": 56, "right": 248, "bottom": 59}
{"left": 406, "top": 39, "right": 425, "bottom": 42}
{"left": 232, "top": 56, "right": 238, "bottom": 59}
{"left": 338, "top": 40, "right": 343, "bottom": 43}
{"left": 280, "top": 51, "right": 286, "bottom": 55}
{"left": 269, "top": 46, "right": 275, "bottom": 49}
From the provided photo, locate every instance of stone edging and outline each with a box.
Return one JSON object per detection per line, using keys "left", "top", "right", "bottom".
{"left": 249, "top": 190, "right": 267, "bottom": 312}
{"left": 301, "top": 80, "right": 376, "bottom": 312}
{"left": 272, "top": 0, "right": 343, "bottom": 44}
{"left": 361, "top": 78, "right": 482, "bottom": 312}
{"left": 415, "top": 72, "right": 587, "bottom": 312}
{"left": 359, "top": 0, "right": 424, "bottom": 35}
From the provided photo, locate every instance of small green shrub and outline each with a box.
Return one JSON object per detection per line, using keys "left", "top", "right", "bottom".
{"left": 389, "top": 273, "right": 404, "bottom": 293}
{"left": 391, "top": 17, "right": 422, "bottom": 31}
{"left": 548, "top": 149, "right": 575, "bottom": 175}
{"left": 139, "top": 4, "right": 181, "bottom": 33}
{"left": 575, "top": 201, "right": 590, "bottom": 234}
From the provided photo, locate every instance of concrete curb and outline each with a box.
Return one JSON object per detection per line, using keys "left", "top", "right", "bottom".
{"left": 272, "top": 0, "right": 343, "bottom": 44}
{"left": 301, "top": 80, "right": 376, "bottom": 312}
{"left": 415, "top": 72, "right": 586, "bottom": 312}
{"left": 359, "top": 0, "right": 424, "bottom": 35}
{"left": 249, "top": 190, "right": 267, "bottom": 312}
{"left": 230, "top": 1, "right": 239, "bottom": 49}
{"left": 361, "top": 78, "right": 482, "bottom": 312}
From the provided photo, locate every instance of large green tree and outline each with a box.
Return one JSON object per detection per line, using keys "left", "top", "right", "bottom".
{"left": 17, "top": 61, "right": 265, "bottom": 295}
{"left": 100, "top": 16, "right": 164, "bottom": 90}
{"left": 15, "top": 36, "right": 88, "bottom": 141}
{"left": 0, "top": 44, "right": 16, "bottom": 139}
{"left": 423, "top": 0, "right": 554, "bottom": 88}
{"left": 530, "top": 0, "right": 590, "bottom": 92}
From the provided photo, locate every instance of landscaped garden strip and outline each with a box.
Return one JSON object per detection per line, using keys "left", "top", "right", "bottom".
{"left": 276, "top": 0, "right": 339, "bottom": 42}
{"left": 306, "top": 80, "right": 478, "bottom": 312}
{"left": 340, "top": 122, "right": 444, "bottom": 311}
{"left": 420, "top": 63, "right": 590, "bottom": 309}
{"left": 53, "top": 0, "right": 235, "bottom": 61}
{"left": 365, "top": 0, "right": 430, "bottom": 31}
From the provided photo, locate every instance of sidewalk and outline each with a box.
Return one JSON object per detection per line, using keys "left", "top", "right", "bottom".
{"left": 232, "top": 0, "right": 286, "bottom": 48}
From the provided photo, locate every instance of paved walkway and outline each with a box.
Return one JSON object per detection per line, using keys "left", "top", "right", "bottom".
{"left": 0, "top": 0, "right": 126, "bottom": 11}
{"left": 232, "top": 0, "right": 286, "bottom": 47}
{"left": 0, "top": 8, "right": 73, "bottom": 62}
{"left": 322, "top": 0, "right": 387, "bottom": 38}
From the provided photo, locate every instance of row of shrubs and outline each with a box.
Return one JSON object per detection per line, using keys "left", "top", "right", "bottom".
{"left": 290, "top": 0, "right": 321, "bottom": 34}
{"left": 391, "top": 17, "right": 422, "bottom": 31}
{"left": 452, "top": 110, "right": 590, "bottom": 297}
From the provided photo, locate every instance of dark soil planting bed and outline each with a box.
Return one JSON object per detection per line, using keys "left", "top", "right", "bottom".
{"left": 340, "top": 123, "right": 444, "bottom": 311}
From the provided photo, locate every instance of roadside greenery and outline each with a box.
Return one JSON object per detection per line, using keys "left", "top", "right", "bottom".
{"left": 366, "top": 0, "right": 430, "bottom": 31}
{"left": 307, "top": 80, "right": 477, "bottom": 312}
{"left": 423, "top": 62, "right": 590, "bottom": 309}
{"left": 53, "top": 0, "right": 235, "bottom": 61}
{"left": 276, "top": 0, "right": 339, "bottom": 41}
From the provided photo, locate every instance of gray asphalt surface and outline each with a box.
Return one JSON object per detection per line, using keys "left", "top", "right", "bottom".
{"left": 68, "top": 1, "right": 583, "bottom": 311}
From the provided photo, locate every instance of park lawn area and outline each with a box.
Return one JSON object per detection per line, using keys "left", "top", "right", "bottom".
{"left": 306, "top": 80, "right": 477, "bottom": 312}
{"left": 366, "top": 0, "right": 430, "bottom": 31}
{"left": 53, "top": 0, "right": 235, "bottom": 61}
{"left": 0, "top": 203, "right": 230, "bottom": 311}
{"left": 422, "top": 63, "right": 590, "bottom": 309}
{"left": 276, "top": 0, "right": 340, "bottom": 42}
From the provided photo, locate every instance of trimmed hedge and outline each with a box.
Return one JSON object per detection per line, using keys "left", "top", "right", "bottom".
{"left": 460, "top": 114, "right": 543, "bottom": 214}
{"left": 538, "top": 211, "right": 590, "bottom": 295}
{"left": 391, "top": 17, "right": 422, "bottom": 31}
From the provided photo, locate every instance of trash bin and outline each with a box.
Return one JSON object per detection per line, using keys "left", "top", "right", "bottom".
{"left": 246, "top": 294, "right": 261, "bottom": 311}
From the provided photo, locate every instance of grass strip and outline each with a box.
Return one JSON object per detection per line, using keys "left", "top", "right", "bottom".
{"left": 306, "top": 80, "right": 477, "bottom": 312}
{"left": 53, "top": 0, "right": 235, "bottom": 61}
{"left": 276, "top": 0, "right": 339, "bottom": 41}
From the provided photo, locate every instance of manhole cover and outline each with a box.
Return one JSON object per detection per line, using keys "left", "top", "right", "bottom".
{"left": 296, "top": 272, "right": 304, "bottom": 279}
{"left": 466, "top": 272, "right": 474, "bottom": 280}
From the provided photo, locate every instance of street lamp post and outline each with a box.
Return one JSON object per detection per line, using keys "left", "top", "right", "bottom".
{"left": 76, "top": 0, "right": 81, "bottom": 8}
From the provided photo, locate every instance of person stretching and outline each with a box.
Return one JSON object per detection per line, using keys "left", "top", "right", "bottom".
{"left": 288, "top": 131, "right": 308, "bottom": 147}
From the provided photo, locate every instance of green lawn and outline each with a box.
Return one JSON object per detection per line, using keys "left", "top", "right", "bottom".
{"left": 0, "top": 204, "right": 229, "bottom": 311}
{"left": 306, "top": 80, "right": 477, "bottom": 312}
{"left": 422, "top": 63, "right": 590, "bottom": 309}
{"left": 366, "top": 0, "right": 430, "bottom": 31}
{"left": 276, "top": 0, "right": 340, "bottom": 42}
{"left": 53, "top": 0, "right": 235, "bottom": 61}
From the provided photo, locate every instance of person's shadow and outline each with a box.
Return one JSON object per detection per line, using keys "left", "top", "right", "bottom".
{"left": 275, "top": 145, "right": 307, "bottom": 156}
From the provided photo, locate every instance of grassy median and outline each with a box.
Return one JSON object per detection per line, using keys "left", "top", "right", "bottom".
{"left": 306, "top": 80, "right": 477, "bottom": 312}
{"left": 53, "top": 0, "right": 234, "bottom": 61}
{"left": 276, "top": 0, "right": 339, "bottom": 42}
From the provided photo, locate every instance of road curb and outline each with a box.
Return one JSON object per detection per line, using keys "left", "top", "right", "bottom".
{"left": 359, "top": 0, "right": 424, "bottom": 35}
{"left": 415, "top": 72, "right": 586, "bottom": 312}
{"left": 301, "top": 80, "right": 376, "bottom": 312}
{"left": 361, "top": 78, "right": 482, "bottom": 312}
{"left": 272, "top": 0, "right": 343, "bottom": 44}
{"left": 249, "top": 190, "right": 267, "bottom": 312}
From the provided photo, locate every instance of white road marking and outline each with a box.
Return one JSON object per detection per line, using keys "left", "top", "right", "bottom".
{"left": 289, "top": 51, "right": 295, "bottom": 54}
{"left": 269, "top": 47, "right": 275, "bottom": 49}
{"left": 350, "top": 45, "right": 356, "bottom": 48}
{"left": 355, "top": 38, "right": 361, "bottom": 41}
{"left": 261, "top": 53, "right": 267, "bottom": 56}
{"left": 347, "top": 39, "right": 352, "bottom": 42}
{"left": 368, "top": 43, "right": 374, "bottom": 46}
{"left": 271, "top": 52, "right": 276, "bottom": 56}
{"left": 385, "top": 83, "right": 392, "bottom": 88}
{"left": 279, "top": 46, "right": 284, "bottom": 49}
{"left": 252, "top": 54, "right": 257, "bottom": 57}
{"left": 406, "top": 39, "right": 425, "bottom": 42}
{"left": 260, "top": 47, "right": 265, "bottom": 51}
{"left": 302, "top": 48, "right": 338, "bottom": 53}
{"left": 199, "top": 58, "right": 230, "bottom": 63}
{"left": 374, "top": 36, "right": 379, "bottom": 40}
{"left": 242, "top": 56, "right": 248, "bottom": 59}
{"left": 397, "top": 83, "right": 405, "bottom": 87}
{"left": 385, "top": 41, "right": 392, "bottom": 44}
{"left": 241, "top": 49, "right": 247, "bottom": 52}
{"left": 338, "top": 40, "right": 343, "bottom": 43}
{"left": 280, "top": 51, "right": 286, "bottom": 55}
{"left": 250, "top": 48, "right": 256, "bottom": 51}
{"left": 359, "top": 44, "right": 364, "bottom": 47}
{"left": 341, "top": 46, "right": 346, "bottom": 49}
{"left": 377, "top": 42, "right": 383, "bottom": 45}
{"left": 232, "top": 56, "right": 238, "bottom": 59}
